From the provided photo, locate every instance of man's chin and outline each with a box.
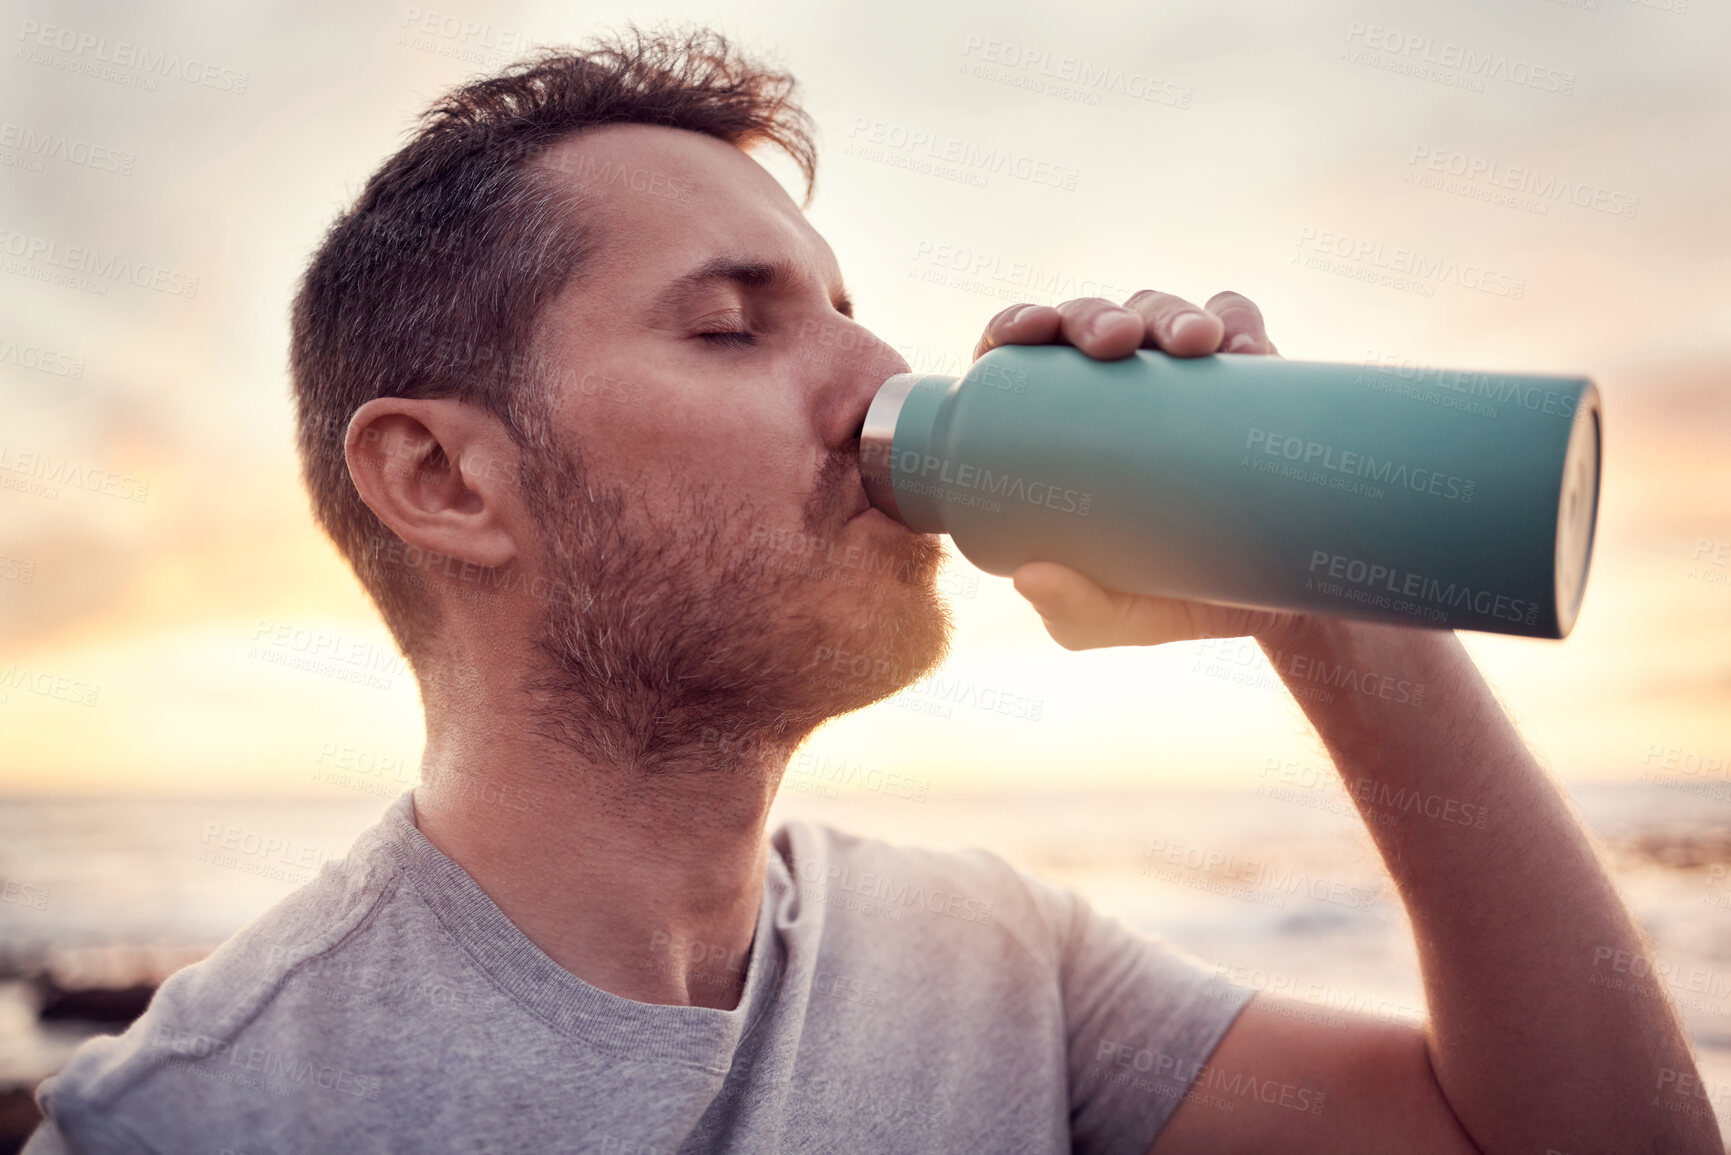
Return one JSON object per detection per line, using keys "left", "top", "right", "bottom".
{"left": 792, "top": 563, "right": 954, "bottom": 719}
{"left": 811, "top": 513, "right": 947, "bottom": 586}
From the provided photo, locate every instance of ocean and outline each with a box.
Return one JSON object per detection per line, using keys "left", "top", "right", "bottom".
{"left": 2, "top": 781, "right": 1728, "bottom": 1144}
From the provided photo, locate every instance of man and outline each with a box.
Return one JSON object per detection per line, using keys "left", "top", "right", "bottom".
{"left": 27, "top": 27, "right": 1717, "bottom": 1155}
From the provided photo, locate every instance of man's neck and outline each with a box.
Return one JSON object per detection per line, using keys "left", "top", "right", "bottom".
{"left": 411, "top": 717, "right": 795, "bottom": 1012}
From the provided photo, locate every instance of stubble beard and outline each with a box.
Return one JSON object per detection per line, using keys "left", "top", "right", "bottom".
{"left": 516, "top": 437, "right": 953, "bottom": 776}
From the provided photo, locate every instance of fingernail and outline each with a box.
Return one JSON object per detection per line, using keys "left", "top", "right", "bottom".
{"left": 1226, "top": 332, "right": 1257, "bottom": 352}
{"left": 1087, "top": 311, "right": 1129, "bottom": 340}
{"left": 1171, "top": 313, "right": 1210, "bottom": 344}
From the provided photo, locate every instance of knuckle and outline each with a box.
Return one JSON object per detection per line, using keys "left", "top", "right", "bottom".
{"left": 1207, "top": 290, "right": 1260, "bottom": 317}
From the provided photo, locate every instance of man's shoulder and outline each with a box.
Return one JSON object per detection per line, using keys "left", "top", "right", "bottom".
{"left": 36, "top": 797, "right": 420, "bottom": 1153}
{"left": 773, "top": 816, "right": 1016, "bottom": 873}
{"left": 770, "top": 819, "right": 1081, "bottom": 950}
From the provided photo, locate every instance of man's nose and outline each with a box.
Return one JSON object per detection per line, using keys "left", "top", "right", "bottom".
{"left": 797, "top": 316, "right": 912, "bottom": 449}
{"left": 794, "top": 316, "right": 911, "bottom": 388}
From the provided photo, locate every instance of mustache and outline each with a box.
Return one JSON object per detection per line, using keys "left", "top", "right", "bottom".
{"left": 803, "top": 440, "right": 865, "bottom": 532}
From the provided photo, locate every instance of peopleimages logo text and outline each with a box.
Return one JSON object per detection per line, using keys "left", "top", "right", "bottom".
{"left": 1343, "top": 22, "right": 1576, "bottom": 95}
{"left": 1359, "top": 352, "right": 1578, "bottom": 418}
{"left": 1246, "top": 428, "right": 1476, "bottom": 503}
{"left": 1308, "top": 550, "right": 1541, "bottom": 627}
{"left": 16, "top": 21, "right": 249, "bottom": 93}
{"left": 1407, "top": 146, "right": 1639, "bottom": 219}
{"left": 1294, "top": 228, "right": 1525, "bottom": 299}
{"left": 894, "top": 450, "right": 1092, "bottom": 516}
{"left": 0, "top": 121, "right": 134, "bottom": 174}
{"left": 1, "top": 227, "right": 198, "bottom": 298}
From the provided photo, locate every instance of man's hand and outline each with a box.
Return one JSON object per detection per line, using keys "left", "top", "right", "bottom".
{"left": 984, "top": 298, "right": 1719, "bottom": 1155}
{"left": 974, "top": 290, "right": 1303, "bottom": 650}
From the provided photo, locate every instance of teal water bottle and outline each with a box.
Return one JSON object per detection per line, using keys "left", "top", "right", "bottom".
{"left": 860, "top": 345, "right": 1601, "bottom": 639}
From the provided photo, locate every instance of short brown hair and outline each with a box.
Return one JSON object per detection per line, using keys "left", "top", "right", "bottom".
{"left": 289, "top": 26, "right": 817, "bottom": 662}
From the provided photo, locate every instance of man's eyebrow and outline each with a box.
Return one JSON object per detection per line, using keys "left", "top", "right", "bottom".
{"left": 654, "top": 255, "right": 854, "bottom": 317}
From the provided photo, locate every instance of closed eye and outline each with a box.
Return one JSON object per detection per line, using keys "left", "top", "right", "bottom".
{"left": 696, "top": 329, "right": 756, "bottom": 347}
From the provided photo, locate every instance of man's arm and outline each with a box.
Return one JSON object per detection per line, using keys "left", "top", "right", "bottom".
{"left": 1147, "top": 616, "right": 1719, "bottom": 1153}
{"left": 981, "top": 290, "right": 1720, "bottom": 1153}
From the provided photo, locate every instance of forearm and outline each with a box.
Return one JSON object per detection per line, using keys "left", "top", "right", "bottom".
{"left": 1256, "top": 614, "right": 1717, "bottom": 1154}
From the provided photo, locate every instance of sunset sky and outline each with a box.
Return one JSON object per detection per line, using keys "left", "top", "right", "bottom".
{"left": 2, "top": 0, "right": 1727, "bottom": 797}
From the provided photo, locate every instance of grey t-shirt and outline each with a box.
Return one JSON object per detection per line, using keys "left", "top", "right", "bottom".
{"left": 28, "top": 790, "right": 1253, "bottom": 1154}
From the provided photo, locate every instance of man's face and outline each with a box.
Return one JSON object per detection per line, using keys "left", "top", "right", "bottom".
{"left": 509, "top": 124, "right": 952, "bottom": 761}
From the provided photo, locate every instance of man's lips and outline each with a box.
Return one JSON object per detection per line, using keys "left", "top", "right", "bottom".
{"left": 835, "top": 427, "right": 908, "bottom": 530}
{"left": 842, "top": 439, "right": 872, "bottom": 522}
{"left": 845, "top": 462, "right": 910, "bottom": 530}
{"left": 844, "top": 487, "right": 874, "bottom": 522}
{"left": 848, "top": 504, "right": 890, "bottom": 525}
{"left": 845, "top": 468, "right": 896, "bottom": 526}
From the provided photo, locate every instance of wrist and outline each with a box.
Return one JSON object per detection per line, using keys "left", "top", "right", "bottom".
{"left": 1254, "top": 613, "right": 1479, "bottom": 728}
{"left": 1251, "top": 610, "right": 1328, "bottom": 652}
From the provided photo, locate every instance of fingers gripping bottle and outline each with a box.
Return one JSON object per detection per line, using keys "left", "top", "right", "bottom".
{"left": 860, "top": 345, "right": 1601, "bottom": 639}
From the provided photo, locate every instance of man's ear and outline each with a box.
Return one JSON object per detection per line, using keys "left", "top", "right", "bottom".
{"left": 344, "top": 397, "right": 523, "bottom": 570}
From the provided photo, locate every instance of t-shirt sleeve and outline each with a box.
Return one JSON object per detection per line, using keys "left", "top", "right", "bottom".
{"left": 1015, "top": 868, "right": 1256, "bottom": 1155}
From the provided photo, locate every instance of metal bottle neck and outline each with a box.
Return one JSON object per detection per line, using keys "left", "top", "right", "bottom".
{"left": 860, "top": 372, "right": 931, "bottom": 525}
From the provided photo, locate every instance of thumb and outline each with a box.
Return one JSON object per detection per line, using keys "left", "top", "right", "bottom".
{"left": 1012, "top": 561, "right": 1193, "bottom": 650}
